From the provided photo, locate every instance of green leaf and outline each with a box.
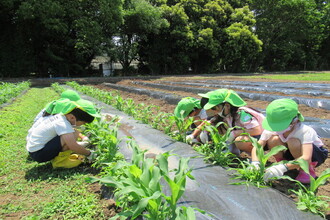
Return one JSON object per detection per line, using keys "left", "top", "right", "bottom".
{"left": 128, "top": 166, "right": 142, "bottom": 180}
{"left": 131, "top": 191, "right": 162, "bottom": 219}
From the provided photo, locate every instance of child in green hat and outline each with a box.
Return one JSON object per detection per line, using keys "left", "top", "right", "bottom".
{"left": 251, "top": 98, "right": 328, "bottom": 183}
{"left": 198, "top": 89, "right": 265, "bottom": 155}
{"left": 26, "top": 98, "right": 101, "bottom": 168}
{"left": 174, "top": 97, "right": 208, "bottom": 143}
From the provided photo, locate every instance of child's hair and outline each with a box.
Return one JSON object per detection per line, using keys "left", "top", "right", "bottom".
{"left": 200, "top": 97, "right": 208, "bottom": 108}
{"left": 70, "top": 108, "right": 95, "bottom": 123}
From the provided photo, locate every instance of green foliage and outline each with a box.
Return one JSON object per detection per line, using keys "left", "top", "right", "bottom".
{"left": 280, "top": 159, "right": 330, "bottom": 218}
{"left": 0, "top": 81, "right": 30, "bottom": 105}
{"left": 1, "top": 0, "right": 122, "bottom": 77}
{"left": 83, "top": 117, "right": 120, "bottom": 168}
{"left": 168, "top": 115, "right": 194, "bottom": 142}
{"left": 250, "top": 0, "right": 328, "bottom": 71}
{"left": 88, "top": 140, "right": 203, "bottom": 219}
{"left": 66, "top": 81, "right": 172, "bottom": 135}
{"left": 194, "top": 123, "right": 237, "bottom": 167}
{"left": 230, "top": 136, "right": 287, "bottom": 187}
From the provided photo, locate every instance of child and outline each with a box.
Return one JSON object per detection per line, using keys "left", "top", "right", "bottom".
{"left": 174, "top": 97, "right": 207, "bottom": 125}
{"left": 174, "top": 97, "right": 208, "bottom": 143}
{"left": 198, "top": 89, "right": 264, "bottom": 155}
{"left": 34, "top": 89, "right": 81, "bottom": 123}
{"left": 251, "top": 98, "right": 328, "bottom": 183}
{"left": 26, "top": 98, "right": 100, "bottom": 167}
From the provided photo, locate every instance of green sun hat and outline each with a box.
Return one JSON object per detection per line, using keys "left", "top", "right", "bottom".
{"left": 50, "top": 98, "right": 78, "bottom": 115}
{"left": 60, "top": 90, "right": 81, "bottom": 101}
{"left": 262, "top": 98, "right": 304, "bottom": 132}
{"left": 75, "top": 99, "right": 101, "bottom": 118}
{"left": 44, "top": 90, "right": 81, "bottom": 114}
{"left": 174, "top": 97, "right": 201, "bottom": 118}
{"left": 199, "top": 89, "right": 246, "bottom": 110}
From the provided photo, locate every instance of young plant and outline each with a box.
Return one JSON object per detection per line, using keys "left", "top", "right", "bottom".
{"left": 88, "top": 140, "right": 203, "bottom": 220}
{"left": 83, "top": 117, "right": 120, "bottom": 168}
{"left": 168, "top": 115, "right": 194, "bottom": 142}
{"left": 194, "top": 122, "right": 237, "bottom": 167}
{"left": 230, "top": 136, "right": 287, "bottom": 187}
{"left": 280, "top": 159, "right": 330, "bottom": 218}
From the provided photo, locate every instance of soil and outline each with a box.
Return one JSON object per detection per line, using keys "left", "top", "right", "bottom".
{"left": 89, "top": 75, "right": 330, "bottom": 218}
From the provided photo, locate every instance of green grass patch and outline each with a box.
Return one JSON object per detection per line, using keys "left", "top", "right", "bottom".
{"left": 241, "top": 72, "right": 330, "bottom": 81}
{"left": 0, "top": 88, "right": 105, "bottom": 219}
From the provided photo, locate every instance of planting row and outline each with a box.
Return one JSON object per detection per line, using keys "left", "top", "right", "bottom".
{"left": 63, "top": 81, "right": 328, "bottom": 219}
{"left": 132, "top": 81, "right": 330, "bottom": 110}
{"left": 0, "top": 81, "right": 30, "bottom": 106}
{"left": 101, "top": 82, "right": 330, "bottom": 139}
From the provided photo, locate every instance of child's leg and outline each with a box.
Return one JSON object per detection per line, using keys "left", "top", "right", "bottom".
{"left": 235, "top": 135, "right": 253, "bottom": 154}
{"left": 267, "top": 135, "right": 286, "bottom": 161}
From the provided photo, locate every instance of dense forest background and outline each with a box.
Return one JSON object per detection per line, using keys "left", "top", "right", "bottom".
{"left": 1, "top": 0, "right": 329, "bottom": 77}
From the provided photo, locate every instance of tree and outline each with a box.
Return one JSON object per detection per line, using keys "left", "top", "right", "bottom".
{"left": 114, "top": 0, "right": 168, "bottom": 76}
{"left": 0, "top": 0, "right": 122, "bottom": 77}
{"left": 248, "top": 0, "right": 327, "bottom": 71}
{"left": 139, "top": 0, "right": 262, "bottom": 74}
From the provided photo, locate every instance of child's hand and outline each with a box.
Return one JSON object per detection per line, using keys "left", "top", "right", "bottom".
{"left": 264, "top": 164, "right": 288, "bottom": 181}
{"left": 86, "top": 150, "right": 97, "bottom": 163}
{"left": 186, "top": 134, "right": 198, "bottom": 144}
{"left": 248, "top": 161, "right": 260, "bottom": 171}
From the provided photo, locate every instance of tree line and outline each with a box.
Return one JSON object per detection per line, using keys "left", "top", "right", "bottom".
{"left": 1, "top": 0, "right": 329, "bottom": 77}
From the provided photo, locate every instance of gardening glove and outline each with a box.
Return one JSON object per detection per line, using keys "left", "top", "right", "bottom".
{"left": 249, "top": 161, "right": 260, "bottom": 170}
{"left": 77, "top": 141, "right": 90, "bottom": 148}
{"left": 264, "top": 164, "right": 288, "bottom": 181}
{"left": 81, "top": 135, "right": 89, "bottom": 142}
{"left": 86, "top": 150, "right": 97, "bottom": 163}
{"left": 186, "top": 134, "right": 198, "bottom": 144}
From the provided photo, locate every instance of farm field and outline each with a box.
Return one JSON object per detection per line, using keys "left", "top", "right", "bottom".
{"left": 1, "top": 72, "right": 329, "bottom": 219}
{"left": 86, "top": 74, "right": 330, "bottom": 217}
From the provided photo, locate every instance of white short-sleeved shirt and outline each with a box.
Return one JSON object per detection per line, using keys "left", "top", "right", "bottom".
{"left": 26, "top": 114, "right": 74, "bottom": 152}
{"left": 260, "top": 123, "right": 323, "bottom": 147}
{"left": 198, "top": 109, "right": 208, "bottom": 120}
{"left": 33, "top": 108, "right": 45, "bottom": 123}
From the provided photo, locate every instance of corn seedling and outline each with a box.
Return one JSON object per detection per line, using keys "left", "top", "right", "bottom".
{"left": 193, "top": 122, "right": 237, "bottom": 167}
{"left": 230, "top": 136, "right": 287, "bottom": 187}
{"left": 88, "top": 140, "right": 203, "bottom": 219}
{"left": 280, "top": 159, "right": 330, "bottom": 218}
{"left": 83, "top": 117, "right": 120, "bottom": 168}
{"left": 168, "top": 115, "right": 194, "bottom": 142}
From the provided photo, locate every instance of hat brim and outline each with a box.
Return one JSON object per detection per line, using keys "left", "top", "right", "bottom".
{"left": 262, "top": 117, "right": 292, "bottom": 132}
{"left": 203, "top": 102, "right": 217, "bottom": 110}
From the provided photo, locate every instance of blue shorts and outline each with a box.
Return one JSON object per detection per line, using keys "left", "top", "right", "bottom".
{"left": 29, "top": 136, "right": 62, "bottom": 163}
{"left": 283, "top": 145, "right": 328, "bottom": 167}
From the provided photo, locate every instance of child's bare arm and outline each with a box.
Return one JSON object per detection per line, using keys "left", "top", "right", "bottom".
{"left": 60, "top": 133, "right": 91, "bottom": 156}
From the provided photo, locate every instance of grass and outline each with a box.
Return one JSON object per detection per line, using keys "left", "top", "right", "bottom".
{"left": 0, "top": 88, "right": 105, "bottom": 219}
{"left": 243, "top": 72, "right": 330, "bottom": 81}
{"left": 157, "top": 71, "right": 330, "bottom": 81}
